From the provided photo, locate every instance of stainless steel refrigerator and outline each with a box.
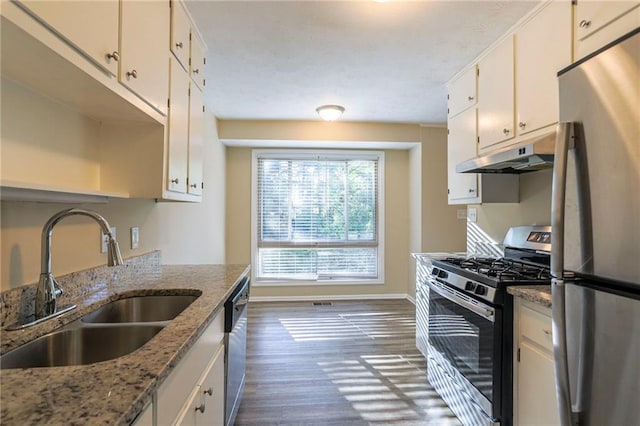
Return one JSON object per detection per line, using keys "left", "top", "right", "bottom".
{"left": 551, "top": 28, "right": 640, "bottom": 426}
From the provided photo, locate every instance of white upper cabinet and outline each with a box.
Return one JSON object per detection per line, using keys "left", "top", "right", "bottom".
{"left": 168, "top": 57, "right": 191, "bottom": 194}
{"left": 477, "top": 36, "right": 515, "bottom": 151}
{"left": 448, "top": 65, "right": 477, "bottom": 118}
{"left": 121, "top": 0, "right": 170, "bottom": 115}
{"left": 171, "top": 0, "right": 192, "bottom": 71}
{"left": 190, "top": 34, "right": 206, "bottom": 90}
{"left": 447, "top": 107, "right": 479, "bottom": 204}
{"left": 575, "top": 1, "right": 640, "bottom": 59}
{"left": 188, "top": 85, "right": 205, "bottom": 196}
{"left": 16, "top": 0, "right": 119, "bottom": 77}
{"left": 515, "top": 1, "right": 572, "bottom": 136}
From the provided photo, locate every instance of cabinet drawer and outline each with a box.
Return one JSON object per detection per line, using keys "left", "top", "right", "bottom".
{"left": 519, "top": 303, "right": 553, "bottom": 353}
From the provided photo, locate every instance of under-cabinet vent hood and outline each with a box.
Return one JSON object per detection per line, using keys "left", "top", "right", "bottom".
{"left": 456, "top": 130, "right": 556, "bottom": 174}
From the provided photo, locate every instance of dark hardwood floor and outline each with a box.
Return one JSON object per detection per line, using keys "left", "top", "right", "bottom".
{"left": 235, "top": 299, "right": 461, "bottom": 425}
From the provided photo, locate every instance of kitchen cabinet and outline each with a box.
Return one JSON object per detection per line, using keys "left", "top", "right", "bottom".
{"left": 188, "top": 85, "right": 205, "bottom": 196}
{"left": 448, "top": 65, "right": 477, "bottom": 118}
{"left": 132, "top": 402, "right": 153, "bottom": 426}
{"left": 514, "top": 299, "right": 560, "bottom": 426}
{"left": 575, "top": 1, "right": 640, "bottom": 59}
{"left": 515, "top": 2, "right": 572, "bottom": 136}
{"left": 120, "top": 0, "right": 170, "bottom": 115}
{"left": 478, "top": 36, "right": 514, "bottom": 151}
{"left": 174, "top": 343, "right": 225, "bottom": 425}
{"left": 167, "top": 57, "right": 205, "bottom": 198}
{"left": 15, "top": 0, "right": 119, "bottom": 77}
{"left": 171, "top": 0, "right": 207, "bottom": 90}
{"left": 447, "top": 106, "right": 518, "bottom": 204}
{"left": 157, "top": 309, "right": 225, "bottom": 424}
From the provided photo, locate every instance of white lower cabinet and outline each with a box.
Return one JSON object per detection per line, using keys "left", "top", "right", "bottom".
{"left": 514, "top": 299, "right": 559, "bottom": 426}
{"left": 156, "top": 310, "right": 225, "bottom": 425}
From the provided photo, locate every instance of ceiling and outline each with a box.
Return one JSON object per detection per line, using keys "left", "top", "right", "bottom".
{"left": 185, "top": 1, "right": 538, "bottom": 125}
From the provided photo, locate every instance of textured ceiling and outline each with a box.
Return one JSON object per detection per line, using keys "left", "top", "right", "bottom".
{"left": 185, "top": 1, "right": 538, "bottom": 124}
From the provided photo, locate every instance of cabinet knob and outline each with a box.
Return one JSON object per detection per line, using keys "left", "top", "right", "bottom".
{"left": 468, "top": 188, "right": 475, "bottom": 193}
{"left": 175, "top": 41, "right": 184, "bottom": 48}
{"left": 579, "top": 19, "right": 591, "bottom": 29}
{"left": 171, "top": 178, "right": 180, "bottom": 184}
{"left": 195, "top": 403, "right": 206, "bottom": 413}
{"left": 519, "top": 122, "right": 526, "bottom": 129}
{"left": 503, "top": 128, "right": 510, "bottom": 135}
{"left": 467, "top": 96, "right": 474, "bottom": 101}
{"left": 190, "top": 183, "right": 198, "bottom": 189}
{"left": 126, "top": 69, "right": 138, "bottom": 79}
{"left": 192, "top": 68, "right": 200, "bottom": 75}
{"left": 105, "top": 51, "right": 119, "bottom": 62}
{"left": 203, "top": 387, "right": 213, "bottom": 396}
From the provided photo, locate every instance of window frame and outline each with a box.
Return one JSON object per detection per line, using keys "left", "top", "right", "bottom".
{"left": 251, "top": 149, "right": 385, "bottom": 286}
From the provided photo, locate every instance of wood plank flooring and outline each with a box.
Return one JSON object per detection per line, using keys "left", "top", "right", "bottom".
{"left": 235, "top": 299, "right": 461, "bottom": 425}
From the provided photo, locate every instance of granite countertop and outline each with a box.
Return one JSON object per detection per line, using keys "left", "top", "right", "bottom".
{"left": 0, "top": 254, "right": 249, "bottom": 425}
{"left": 507, "top": 285, "right": 552, "bottom": 308}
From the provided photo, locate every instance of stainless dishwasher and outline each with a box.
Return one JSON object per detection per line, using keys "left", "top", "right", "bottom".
{"left": 224, "top": 276, "right": 250, "bottom": 426}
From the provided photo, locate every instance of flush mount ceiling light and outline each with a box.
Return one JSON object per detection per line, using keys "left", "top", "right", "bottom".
{"left": 316, "top": 105, "right": 345, "bottom": 121}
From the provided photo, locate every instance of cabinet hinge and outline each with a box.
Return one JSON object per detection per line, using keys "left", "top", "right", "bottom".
{"left": 447, "top": 108, "right": 450, "bottom": 114}
{"left": 447, "top": 94, "right": 449, "bottom": 100}
{"left": 204, "top": 57, "right": 206, "bottom": 65}
{"left": 517, "top": 347, "right": 521, "bottom": 362}
{"left": 447, "top": 189, "right": 450, "bottom": 194}
{"left": 201, "top": 182, "right": 204, "bottom": 189}
{"left": 167, "top": 98, "right": 170, "bottom": 109}
{"left": 188, "top": 87, "right": 191, "bottom": 96}
{"left": 571, "top": 0, "right": 577, "bottom": 4}
{"left": 447, "top": 129, "right": 450, "bottom": 135}
{"left": 477, "top": 136, "right": 480, "bottom": 144}
{"left": 477, "top": 68, "right": 479, "bottom": 76}
{"left": 202, "top": 105, "right": 205, "bottom": 113}
{"left": 203, "top": 79, "right": 206, "bottom": 87}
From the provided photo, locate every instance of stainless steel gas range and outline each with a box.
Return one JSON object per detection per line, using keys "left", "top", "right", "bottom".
{"left": 416, "top": 226, "right": 551, "bottom": 425}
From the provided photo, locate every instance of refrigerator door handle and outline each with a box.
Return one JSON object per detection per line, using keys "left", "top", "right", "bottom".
{"left": 551, "top": 122, "right": 577, "bottom": 426}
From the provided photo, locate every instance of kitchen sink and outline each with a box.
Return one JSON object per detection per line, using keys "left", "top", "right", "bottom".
{"left": 81, "top": 294, "right": 199, "bottom": 323}
{"left": 0, "top": 325, "right": 164, "bottom": 369}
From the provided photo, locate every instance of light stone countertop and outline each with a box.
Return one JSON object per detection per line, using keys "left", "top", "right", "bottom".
{"left": 507, "top": 285, "right": 552, "bottom": 308}
{"left": 0, "top": 254, "right": 249, "bottom": 425}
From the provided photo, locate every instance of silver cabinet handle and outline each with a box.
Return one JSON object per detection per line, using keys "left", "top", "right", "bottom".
{"left": 126, "top": 69, "right": 138, "bottom": 79}
{"left": 519, "top": 122, "right": 526, "bottom": 129}
{"left": 106, "top": 51, "right": 119, "bottom": 62}
{"left": 203, "top": 387, "right": 213, "bottom": 396}
{"left": 176, "top": 41, "right": 184, "bottom": 48}
{"left": 195, "top": 403, "right": 205, "bottom": 413}
{"left": 579, "top": 19, "right": 591, "bottom": 29}
{"left": 171, "top": 178, "right": 180, "bottom": 184}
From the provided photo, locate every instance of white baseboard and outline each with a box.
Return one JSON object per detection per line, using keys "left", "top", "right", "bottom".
{"left": 249, "top": 293, "right": 410, "bottom": 303}
{"left": 406, "top": 295, "right": 416, "bottom": 305}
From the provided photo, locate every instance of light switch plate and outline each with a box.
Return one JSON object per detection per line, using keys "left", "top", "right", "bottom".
{"left": 130, "top": 227, "right": 139, "bottom": 249}
{"left": 468, "top": 207, "right": 478, "bottom": 223}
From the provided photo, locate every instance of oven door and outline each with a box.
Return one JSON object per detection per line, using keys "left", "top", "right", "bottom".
{"left": 426, "top": 278, "right": 500, "bottom": 414}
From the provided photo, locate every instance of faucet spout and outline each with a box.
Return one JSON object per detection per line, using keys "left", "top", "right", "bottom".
{"left": 36, "top": 208, "right": 123, "bottom": 318}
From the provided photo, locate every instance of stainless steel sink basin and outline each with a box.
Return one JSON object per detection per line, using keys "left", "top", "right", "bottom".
{"left": 81, "top": 294, "right": 198, "bottom": 323}
{"left": 0, "top": 325, "right": 163, "bottom": 369}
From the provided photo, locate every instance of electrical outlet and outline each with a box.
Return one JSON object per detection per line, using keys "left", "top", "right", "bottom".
{"left": 101, "top": 227, "right": 116, "bottom": 253}
{"left": 131, "top": 227, "right": 139, "bottom": 250}
{"left": 468, "top": 207, "right": 478, "bottom": 223}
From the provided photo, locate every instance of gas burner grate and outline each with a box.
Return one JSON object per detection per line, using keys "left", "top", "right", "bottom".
{"left": 438, "top": 256, "right": 550, "bottom": 282}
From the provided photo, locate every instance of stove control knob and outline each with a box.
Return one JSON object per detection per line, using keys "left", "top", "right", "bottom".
{"left": 465, "top": 281, "right": 476, "bottom": 291}
{"left": 438, "top": 270, "right": 449, "bottom": 279}
{"left": 475, "top": 286, "right": 487, "bottom": 296}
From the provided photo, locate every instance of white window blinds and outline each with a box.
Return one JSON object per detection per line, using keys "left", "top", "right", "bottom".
{"left": 254, "top": 151, "right": 382, "bottom": 282}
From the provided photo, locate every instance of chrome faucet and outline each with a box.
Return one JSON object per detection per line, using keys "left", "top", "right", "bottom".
{"left": 36, "top": 208, "right": 123, "bottom": 319}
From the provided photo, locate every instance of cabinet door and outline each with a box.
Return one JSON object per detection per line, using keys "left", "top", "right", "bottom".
{"left": 575, "top": 1, "right": 639, "bottom": 41}
{"left": 188, "top": 84, "right": 204, "bottom": 196}
{"left": 517, "top": 341, "right": 560, "bottom": 426}
{"left": 516, "top": 2, "right": 572, "bottom": 136}
{"left": 448, "top": 65, "right": 477, "bottom": 118}
{"left": 447, "top": 107, "right": 479, "bottom": 204}
{"left": 17, "top": 0, "right": 119, "bottom": 76}
{"left": 168, "top": 58, "right": 190, "bottom": 194}
{"left": 478, "top": 36, "right": 514, "bottom": 150}
{"left": 190, "top": 34, "right": 206, "bottom": 90}
{"left": 121, "top": 0, "right": 170, "bottom": 115}
{"left": 171, "top": 0, "right": 191, "bottom": 71}
{"left": 175, "top": 344, "right": 225, "bottom": 426}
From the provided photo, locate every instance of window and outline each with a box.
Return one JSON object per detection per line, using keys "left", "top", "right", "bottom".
{"left": 252, "top": 150, "right": 384, "bottom": 284}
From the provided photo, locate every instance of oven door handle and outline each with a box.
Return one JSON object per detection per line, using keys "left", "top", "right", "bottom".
{"left": 426, "top": 279, "right": 495, "bottom": 322}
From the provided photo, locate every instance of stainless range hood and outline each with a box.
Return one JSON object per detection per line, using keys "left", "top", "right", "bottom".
{"left": 456, "top": 130, "right": 556, "bottom": 174}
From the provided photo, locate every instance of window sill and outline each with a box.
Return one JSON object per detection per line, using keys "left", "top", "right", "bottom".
{"left": 253, "top": 279, "right": 384, "bottom": 287}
